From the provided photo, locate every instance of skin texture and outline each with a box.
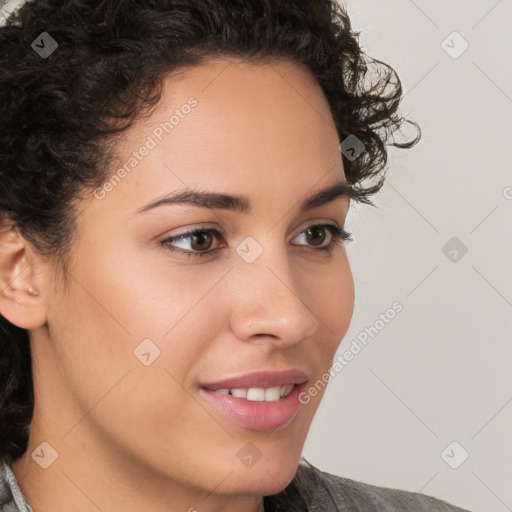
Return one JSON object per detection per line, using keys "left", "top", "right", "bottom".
{"left": 1, "top": 57, "right": 355, "bottom": 512}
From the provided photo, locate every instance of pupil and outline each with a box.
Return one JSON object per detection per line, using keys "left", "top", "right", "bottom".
{"left": 192, "top": 233, "right": 211, "bottom": 250}
{"left": 308, "top": 227, "right": 325, "bottom": 246}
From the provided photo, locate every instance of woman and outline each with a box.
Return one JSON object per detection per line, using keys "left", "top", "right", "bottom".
{"left": 0, "top": 0, "right": 472, "bottom": 510}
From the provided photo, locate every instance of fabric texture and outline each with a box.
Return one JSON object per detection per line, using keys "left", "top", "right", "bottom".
{"left": 0, "top": 459, "right": 33, "bottom": 512}
{"left": 265, "top": 458, "right": 473, "bottom": 511}
{"left": 0, "top": 456, "right": 472, "bottom": 511}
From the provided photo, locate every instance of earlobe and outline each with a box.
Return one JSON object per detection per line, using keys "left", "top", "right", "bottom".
{"left": 27, "top": 285, "right": 40, "bottom": 296}
{"left": 0, "top": 217, "right": 48, "bottom": 330}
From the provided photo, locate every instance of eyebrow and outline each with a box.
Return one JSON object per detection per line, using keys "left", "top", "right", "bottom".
{"left": 136, "top": 181, "right": 355, "bottom": 215}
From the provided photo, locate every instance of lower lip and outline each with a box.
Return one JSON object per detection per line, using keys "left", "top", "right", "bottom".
{"left": 199, "top": 384, "right": 304, "bottom": 431}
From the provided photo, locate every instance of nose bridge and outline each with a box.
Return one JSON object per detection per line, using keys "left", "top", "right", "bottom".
{"left": 228, "top": 240, "right": 320, "bottom": 345}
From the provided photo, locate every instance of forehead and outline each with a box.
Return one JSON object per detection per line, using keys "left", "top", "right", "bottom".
{"left": 88, "top": 57, "right": 346, "bottom": 218}
{"left": 132, "top": 56, "right": 339, "bottom": 157}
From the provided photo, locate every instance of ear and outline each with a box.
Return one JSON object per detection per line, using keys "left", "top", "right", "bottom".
{"left": 0, "top": 216, "right": 48, "bottom": 330}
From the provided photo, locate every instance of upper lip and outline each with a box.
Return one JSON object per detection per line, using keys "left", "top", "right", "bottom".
{"left": 200, "top": 369, "right": 309, "bottom": 390}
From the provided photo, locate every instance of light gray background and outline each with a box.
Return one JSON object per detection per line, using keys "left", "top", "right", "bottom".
{"left": 302, "top": 1, "right": 512, "bottom": 511}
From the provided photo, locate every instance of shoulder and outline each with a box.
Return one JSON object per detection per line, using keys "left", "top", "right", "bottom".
{"left": 270, "top": 458, "right": 474, "bottom": 512}
{"left": 0, "top": 457, "right": 33, "bottom": 512}
{"left": 0, "top": 458, "right": 15, "bottom": 509}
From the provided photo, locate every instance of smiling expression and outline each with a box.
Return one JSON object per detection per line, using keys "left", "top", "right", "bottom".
{"left": 19, "top": 56, "right": 355, "bottom": 504}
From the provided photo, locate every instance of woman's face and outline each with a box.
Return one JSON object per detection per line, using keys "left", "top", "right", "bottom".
{"left": 22, "top": 57, "right": 354, "bottom": 506}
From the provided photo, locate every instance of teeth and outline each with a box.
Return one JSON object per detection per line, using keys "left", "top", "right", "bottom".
{"left": 231, "top": 388, "right": 248, "bottom": 398}
{"left": 247, "top": 388, "right": 265, "bottom": 401}
{"left": 213, "top": 384, "right": 295, "bottom": 401}
{"left": 280, "top": 384, "right": 294, "bottom": 398}
{"left": 264, "top": 387, "right": 280, "bottom": 401}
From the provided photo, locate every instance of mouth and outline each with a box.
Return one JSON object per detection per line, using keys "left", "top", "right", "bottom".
{"left": 198, "top": 382, "right": 306, "bottom": 431}
{"left": 199, "top": 368, "right": 309, "bottom": 392}
{"left": 207, "top": 383, "right": 296, "bottom": 401}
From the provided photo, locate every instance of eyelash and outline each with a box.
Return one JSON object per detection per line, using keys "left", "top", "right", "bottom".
{"left": 160, "top": 223, "right": 352, "bottom": 259}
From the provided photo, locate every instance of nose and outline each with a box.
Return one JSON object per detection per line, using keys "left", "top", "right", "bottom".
{"left": 228, "top": 253, "right": 320, "bottom": 349}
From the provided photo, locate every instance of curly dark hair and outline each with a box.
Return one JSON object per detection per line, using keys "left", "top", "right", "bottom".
{"left": 0, "top": 0, "right": 420, "bottom": 507}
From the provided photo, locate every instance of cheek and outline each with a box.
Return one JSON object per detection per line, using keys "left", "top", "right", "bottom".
{"left": 51, "top": 237, "right": 228, "bottom": 395}
{"left": 301, "top": 255, "right": 354, "bottom": 393}
{"left": 45, "top": 249, "right": 222, "bottom": 467}
{"left": 308, "top": 254, "right": 354, "bottom": 338}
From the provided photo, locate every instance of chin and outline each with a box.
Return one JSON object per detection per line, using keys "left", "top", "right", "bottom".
{"left": 222, "top": 456, "right": 300, "bottom": 497}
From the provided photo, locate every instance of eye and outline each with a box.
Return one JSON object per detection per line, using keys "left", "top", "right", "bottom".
{"left": 160, "top": 224, "right": 352, "bottom": 258}
{"left": 161, "top": 228, "right": 224, "bottom": 258}
{"left": 293, "top": 224, "right": 352, "bottom": 250}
